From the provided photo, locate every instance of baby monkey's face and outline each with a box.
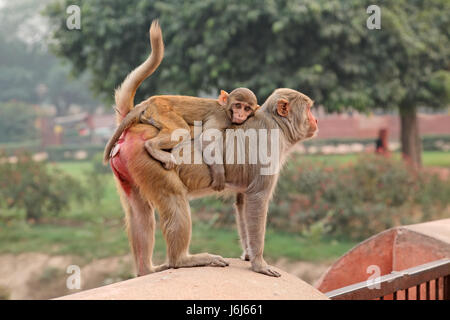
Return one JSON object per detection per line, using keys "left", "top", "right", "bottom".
{"left": 229, "top": 100, "right": 257, "bottom": 124}
{"left": 218, "top": 89, "right": 259, "bottom": 125}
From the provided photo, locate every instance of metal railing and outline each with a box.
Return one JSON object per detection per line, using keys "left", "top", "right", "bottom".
{"left": 325, "top": 259, "right": 450, "bottom": 300}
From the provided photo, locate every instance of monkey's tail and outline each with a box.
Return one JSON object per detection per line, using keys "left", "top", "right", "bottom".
{"left": 114, "top": 20, "right": 164, "bottom": 125}
{"left": 104, "top": 104, "right": 148, "bottom": 164}
{"left": 103, "top": 120, "right": 134, "bottom": 164}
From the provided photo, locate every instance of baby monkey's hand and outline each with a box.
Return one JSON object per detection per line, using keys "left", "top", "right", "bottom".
{"left": 210, "top": 165, "right": 226, "bottom": 191}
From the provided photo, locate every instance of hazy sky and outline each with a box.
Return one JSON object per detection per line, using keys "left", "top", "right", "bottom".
{"left": 0, "top": 0, "right": 52, "bottom": 46}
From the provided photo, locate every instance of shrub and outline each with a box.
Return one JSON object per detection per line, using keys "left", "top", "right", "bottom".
{"left": 302, "top": 135, "right": 450, "bottom": 152}
{"left": 90, "top": 152, "right": 112, "bottom": 175}
{"left": 82, "top": 152, "right": 110, "bottom": 202}
{"left": 422, "top": 135, "right": 450, "bottom": 152}
{"left": 0, "top": 151, "right": 87, "bottom": 222}
{"left": 189, "top": 154, "right": 449, "bottom": 240}
{"left": 0, "top": 101, "right": 38, "bottom": 144}
{"left": 46, "top": 144, "right": 104, "bottom": 162}
{"left": 272, "top": 154, "right": 450, "bottom": 239}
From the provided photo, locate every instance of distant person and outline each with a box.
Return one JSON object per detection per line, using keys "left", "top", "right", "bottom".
{"left": 375, "top": 128, "right": 389, "bottom": 156}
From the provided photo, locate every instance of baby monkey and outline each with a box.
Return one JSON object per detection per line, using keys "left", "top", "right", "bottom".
{"left": 104, "top": 88, "right": 258, "bottom": 191}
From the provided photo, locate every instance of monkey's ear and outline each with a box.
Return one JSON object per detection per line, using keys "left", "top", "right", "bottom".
{"left": 218, "top": 90, "right": 229, "bottom": 106}
{"left": 254, "top": 105, "right": 261, "bottom": 111}
{"left": 276, "top": 99, "right": 290, "bottom": 117}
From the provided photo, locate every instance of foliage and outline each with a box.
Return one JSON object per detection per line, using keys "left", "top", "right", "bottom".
{"left": 302, "top": 135, "right": 450, "bottom": 152}
{"left": 45, "top": 0, "right": 450, "bottom": 110}
{"left": 82, "top": 153, "right": 111, "bottom": 202}
{"left": 44, "top": 63, "right": 100, "bottom": 115}
{"left": 0, "top": 33, "right": 52, "bottom": 103}
{"left": 189, "top": 152, "right": 450, "bottom": 239}
{"left": 44, "top": 0, "right": 449, "bottom": 167}
{"left": 0, "top": 0, "right": 99, "bottom": 115}
{"left": 0, "top": 101, "right": 38, "bottom": 143}
{"left": 0, "top": 152, "right": 87, "bottom": 222}
{"left": 422, "top": 135, "right": 450, "bottom": 152}
{"left": 190, "top": 152, "right": 450, "bottom": 238}
{"left": 0, "top": 143, "right": 105, "bottom": 162}
{"left": 45, "top": 144, "right": 104, "bottom": 162}
{"left": 89, "top": 152, "right": 113, "bottom": 175}
{"left": 273, "top": 154, "right": 450, "bottom": 239}
{"left": 2, "top": 156, "right": 446, "bottom": 262}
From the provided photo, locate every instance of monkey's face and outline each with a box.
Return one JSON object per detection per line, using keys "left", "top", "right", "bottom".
{"left": 218, "top": 89, "right": 259, "bottom": 125}
{"left": 229, "top": 100, "right": 259, "bottom": 124}
{"left": 270, "top": 88, "right": 319, "bottom": 141}
{"left": 305, "top": 102, "right": 318, "bottom": 138}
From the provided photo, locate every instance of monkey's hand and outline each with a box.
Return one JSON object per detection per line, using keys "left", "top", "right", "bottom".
{"left": 210, "top": 165, "right": 226, "bottom": 191}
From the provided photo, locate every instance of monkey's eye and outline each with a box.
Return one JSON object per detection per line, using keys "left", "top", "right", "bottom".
{"left": 235, "top": 103, "right": 241, "bottom": 109}
{"left": 245, "top": 106, "right": 251, "bottom": 112}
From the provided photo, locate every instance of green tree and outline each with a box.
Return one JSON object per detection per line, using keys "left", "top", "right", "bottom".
{"left": 0, "top": 33, "right": 52, "bottom": 103}
{"left": 0, "top": 0, "right": 100, "bottom": 115}
{"left": 45, "top": 63, "right": 100, "bottom": 115}
{"left": 0, "top": 101, "right": 38, "bottom": 143}
{"left": 45, "top": 0, "right": 450, "bottom": 167}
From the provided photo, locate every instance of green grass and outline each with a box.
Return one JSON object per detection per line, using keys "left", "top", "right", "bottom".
{"left": 421, "top": 151, "right": 450, "bottom": 167}
{"left": 0, "top": 221, "right": 355, "bottom": 263}
{"left": 0, "top": 221, "right": 130, "bottom": 261}
{"left": 303, "top": 151, "right": 450, "bottom": 168}
{"left": 51, "top": 161, "right": 93, "bottom": 179}
{"left": 191, "top": 226, "right": 355, "bottom": 262}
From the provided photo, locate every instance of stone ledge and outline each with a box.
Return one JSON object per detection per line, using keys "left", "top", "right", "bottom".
{"left": 56, "top": 258, "right": 328, "bottom": 300}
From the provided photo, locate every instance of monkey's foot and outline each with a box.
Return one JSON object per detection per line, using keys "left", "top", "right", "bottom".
{"left": 153, "top": 263, "right": 170, "bottom": 272}
{"left": 172, "top": 253, "right": 229, "bottom": 268}
{"left": 162, "top": 154, "right": 177, "bottom": 170}
{"left": 240, "top": 252, "right": 250, "bottom": 261}
{"left": 210, "top": 172, "right": 225, "bottom": 191}
{"left": 211, "top": 179, "right": 225, "bottom": 191}
{"left": 136, "top": 263, "right": 170, "bottom": 277}
{"left": 163, "top": 160, "right": 176, "bottom": 170}
{"left": 251, "top": 259, "right": 281, "bottom": 277}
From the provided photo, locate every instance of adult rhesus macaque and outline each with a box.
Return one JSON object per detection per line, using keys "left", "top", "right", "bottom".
{"left": 104, "top": 21, "right": 258, "bottom": 191}
{"left": 108, "top": 21, "right": 318, "bottom": 277}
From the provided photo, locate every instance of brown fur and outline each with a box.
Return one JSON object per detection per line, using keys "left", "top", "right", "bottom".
{"left": 103, "top": 90, "right": 258, "bottom": 191}
{"left": 114, "top": 20, "right": 164, "bottom": 125}
{"left": 115, "top": 88, "right": 317, "bottom": 277}
{"left": 109, "top": 21, "right": 318, "bottom": 277}
{"left": 104, "top": 21, "right": 258, "bottom": 191}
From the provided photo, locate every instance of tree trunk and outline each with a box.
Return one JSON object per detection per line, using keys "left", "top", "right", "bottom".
{"left": 399, "top": 105, "right": 422, "bottom": 169}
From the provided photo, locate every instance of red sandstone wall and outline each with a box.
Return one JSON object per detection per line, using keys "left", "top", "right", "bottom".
{"left": 314, "top": 114, "right": 450, "bottom": 140}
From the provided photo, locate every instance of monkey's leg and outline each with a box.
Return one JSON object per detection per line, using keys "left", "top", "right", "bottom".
{"left": 244, "top": 193, "right": 281, "bottom": 277}
{"left": 157, "top": 193, "right": 229, "bottom": 269}
{"left": 144, "top": 115, "right": 190, "bottom": 170}
{"left": 120, "top": 185, "right": 168, "bottom": 276}
{"left": 235, "top": 193, "right": 250, "bottom": 261}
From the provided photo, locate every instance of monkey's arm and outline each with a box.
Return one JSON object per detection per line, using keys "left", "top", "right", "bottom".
{"left": 200, "top": 116, "right": 227, "bottom": 191}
